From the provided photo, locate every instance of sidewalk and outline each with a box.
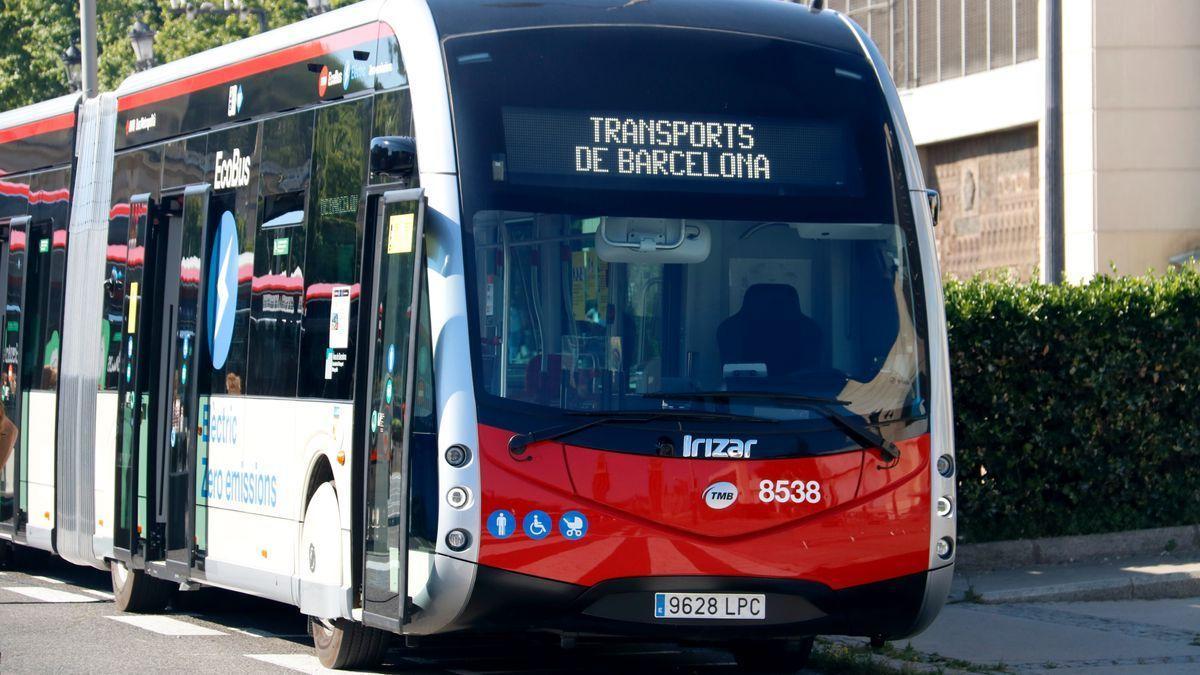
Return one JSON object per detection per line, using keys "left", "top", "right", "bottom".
{"left": 950, "top": 554, "right": 1200, "bottom": 603}
{"left": 890, "top": 554, "right": 1200, "bottom": 674}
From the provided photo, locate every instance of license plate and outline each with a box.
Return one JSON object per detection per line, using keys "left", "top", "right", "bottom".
{"left": 653, "top": 592, "right": 766, "bottom": 620}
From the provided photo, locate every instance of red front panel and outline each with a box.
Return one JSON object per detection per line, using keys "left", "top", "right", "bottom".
{"left": 478, "top": 424, "right": 931, "bottom": 589}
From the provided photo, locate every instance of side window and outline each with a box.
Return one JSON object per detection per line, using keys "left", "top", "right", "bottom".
{"left": 247, "top": 111, "right": 314, "bottom": 397}
{"left": 104, "top": 148, "right": 164, "bottom": 390}
{"left": 298, "top": 97, "right": 372, "bottom": 400}
{"left": 205, "top": 123, "right": 261, "bottom": 396}
{"left": 24, "top": 166, "right": 72, "bottom": 391}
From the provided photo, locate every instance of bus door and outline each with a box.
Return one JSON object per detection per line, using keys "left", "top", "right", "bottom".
{"left": 359, "top": 187, "right": 425, "bottom": 631}
{"left": 0, "top": 216, "right": 22, "bottom": 539}
{"left": 114, "top": 188, "right": 204, "bottom": 579}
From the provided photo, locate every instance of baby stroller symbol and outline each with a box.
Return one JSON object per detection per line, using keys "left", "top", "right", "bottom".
{"left": 559, "top": 511, "right": 589, "bottom": 540}
{"left": 563, "top": 516, "right": 584, "bottom": 537}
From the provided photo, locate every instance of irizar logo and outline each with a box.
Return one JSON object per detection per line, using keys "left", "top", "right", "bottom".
{"left": 703, "top": 481, "right": 739, "bottom": 510}
{"left": 214, "top": 148, "right": 251, "bottom": 190}
{"left": 682, "top": 434, "right": 757, "bottom": 459}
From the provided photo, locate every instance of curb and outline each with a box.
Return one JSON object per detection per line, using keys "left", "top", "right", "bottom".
{"left": 951, "top": 566, "right": 1200, "bottom": 604}
{"left": 956, "top": 524, "right": 1200, "bottom": 572}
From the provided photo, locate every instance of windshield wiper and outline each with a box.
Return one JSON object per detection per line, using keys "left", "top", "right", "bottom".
{"left": 640, "top": 391, "right": 901, "bottom": 462}
{"left": 508, "top": 409, "right": 774, "bottom": 459}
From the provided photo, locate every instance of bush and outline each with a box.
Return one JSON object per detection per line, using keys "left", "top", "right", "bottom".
{"left": 945, "top": 267, "right": 1200, "bottom": 543}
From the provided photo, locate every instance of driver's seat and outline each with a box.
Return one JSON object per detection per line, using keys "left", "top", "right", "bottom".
{"left": 717, "top": 283, "right": 823, "bottom": 377}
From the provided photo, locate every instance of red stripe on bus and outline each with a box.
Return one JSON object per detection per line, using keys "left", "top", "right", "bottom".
{"left": 0, "top": 112, "right": 75, "bottom": 145}
{"left": 118, "top": 22, "right": 389, "bottom": 112}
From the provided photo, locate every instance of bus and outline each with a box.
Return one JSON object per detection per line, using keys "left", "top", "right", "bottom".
{"left": 0, "top": 0, "right": 955, "bottom": 670}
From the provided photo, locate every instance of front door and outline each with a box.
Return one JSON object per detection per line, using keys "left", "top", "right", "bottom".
{"left": 360, "top": 188, "right": 426, "bottom": 631}
{"left": 114, "top": 187, "right": 207, "bottom": 575}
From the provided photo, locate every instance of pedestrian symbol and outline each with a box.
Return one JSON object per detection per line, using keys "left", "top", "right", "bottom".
{"left": 522, "top": 510, "right": 551, "bottom": 540}
{"left": 486, "top": 510, "right": 515, "bottom": 539}
{"left": 559, "top": 511, "right": 588, "bottom": 540}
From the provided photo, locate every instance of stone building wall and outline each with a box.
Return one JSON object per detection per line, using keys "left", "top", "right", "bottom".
{"left": 918, "top": 125, "right": 1041, "bottom": 280}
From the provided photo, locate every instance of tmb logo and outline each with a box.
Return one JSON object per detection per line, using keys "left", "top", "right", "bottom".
{"left": 703, "top": 481, "right": 739, "bottom": 510}
{"left": 317, "top": 65, "right": 343, "bottom": 97}
{"left": 682, "top": 434, "right": 757, "bottom": 459}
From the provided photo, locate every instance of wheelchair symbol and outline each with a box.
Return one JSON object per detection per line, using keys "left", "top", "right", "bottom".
{"left": 522, "top": 510, "right": 551, "bottom": 540}
{"left": 559, "top": 511, "right": 589, "bottom": 540}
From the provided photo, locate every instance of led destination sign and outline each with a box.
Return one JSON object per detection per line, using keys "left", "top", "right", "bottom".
{"left": 500, "top": 107, "right": 859, "bottom": 194}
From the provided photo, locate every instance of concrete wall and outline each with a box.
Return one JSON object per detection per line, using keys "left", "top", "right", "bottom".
{"left": 1073, "top": 0, "right": 1200, "bottom": 277}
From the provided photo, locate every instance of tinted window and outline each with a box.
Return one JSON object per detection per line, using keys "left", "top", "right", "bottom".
{"left": 104, "top": 148, "right": 164, "bottom": 390}
{"left": 205, "top": 123, "right": 261, "bottom": 396}
{"left": 248, "top": 112, "right": 314, "bottom": 397}
{"left": 298, "top": 98, "right": 372, "bottom": 400}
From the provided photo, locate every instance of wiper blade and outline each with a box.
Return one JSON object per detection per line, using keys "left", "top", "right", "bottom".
{"left": 640, "top": 390, "right": 900, "bottom": 462}
{"left": 642, "top": 390, "right": 851, "bottom": 406}
{"left": 508, "top": 409, "right": 773, "bottom": 458}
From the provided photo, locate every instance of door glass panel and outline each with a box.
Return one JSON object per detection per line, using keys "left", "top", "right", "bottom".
{"left": 115, "top": 198, "right": 150, "bottom": 556}
{"left": 363, "top": 193, "right": 423, "bottom": 624}
{"left": 166, "top": 189, "right": 205, "bottom": 561}
{"left": 0, "top": 220, "right": 19, "bottom": 526}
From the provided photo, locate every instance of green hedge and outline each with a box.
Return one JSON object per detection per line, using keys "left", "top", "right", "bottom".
{"left": 945, "top": 267, "right": 1200, "bottom": 543}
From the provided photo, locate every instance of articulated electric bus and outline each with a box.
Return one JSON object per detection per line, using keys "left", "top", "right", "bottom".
{"left": 0, "top": 0, "right": 954, "bottom": 670}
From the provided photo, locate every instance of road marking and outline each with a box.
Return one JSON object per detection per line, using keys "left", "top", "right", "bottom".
{"left": 29, "top": 575, "right": 65, "bottom": 584}
{"left": 80, "top": 588, "right": 114, "bottom": 600}
{"left": 3, "top": 586, "right": 102, "bottom": 603}
{"left": 107, "top": 615, "right": 226, "bottom": 636}
{"left": 246, "top": 654, "right": 345, "bottom": 673}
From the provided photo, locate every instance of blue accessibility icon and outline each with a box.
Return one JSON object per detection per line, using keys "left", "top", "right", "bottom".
{"left": 486, "top": 510, "right": 515, "bottom": 539}
{"left": 522, "top": 510, "right": 552, "bottom": 540}
{"left": 559, "top": 511, "right": 588, "bottom": 540}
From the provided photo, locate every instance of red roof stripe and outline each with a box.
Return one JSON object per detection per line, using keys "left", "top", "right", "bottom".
{"left": 118, "top": 22, "right": 388, "bottom": 113}
{"left": 0, "top": 112, "right": 75, "bottom": 145}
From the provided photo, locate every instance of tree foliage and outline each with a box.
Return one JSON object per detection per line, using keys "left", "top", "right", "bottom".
{"left": 0, "top": 0, "right": 359, "bottom": 111}
{"left": 947, "top": 267, "right": 1200, "bottom": 543}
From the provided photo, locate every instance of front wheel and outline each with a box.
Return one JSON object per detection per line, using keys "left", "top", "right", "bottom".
{"left": 311, "top": 617, "right": 390, "bottom": 669}
{"left": 110, "top": 559, "right": 173, "bottom": 612}
{"left": 731, "top": 637, "right": 814, "bottom": 673}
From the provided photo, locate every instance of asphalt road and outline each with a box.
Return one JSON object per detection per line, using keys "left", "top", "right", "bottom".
{"left": 0, "top": 550, "right": 819, "bottom": 675}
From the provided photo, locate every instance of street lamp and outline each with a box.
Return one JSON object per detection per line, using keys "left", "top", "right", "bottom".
{"left": 129, "top": 20, "right": 156, "bottom": 72}
{"left": 306, "top": 0, "right": 332, "bottom": 17}
{"left": 61, "top": 45, "right": 82, "bottom": 92}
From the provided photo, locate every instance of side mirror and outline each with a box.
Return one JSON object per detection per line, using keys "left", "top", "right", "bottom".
{"left": 370, "top": 136, "right": 417, "bottom": 186}
{"left": 925, "top": 188, "right": 941, "bottom": 227}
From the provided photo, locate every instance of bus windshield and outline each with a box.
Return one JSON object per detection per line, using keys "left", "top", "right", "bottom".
{"left": 447, "top": 26, "right": 929, "bottom": 426}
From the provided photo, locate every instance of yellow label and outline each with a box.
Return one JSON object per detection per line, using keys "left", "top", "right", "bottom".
{"left": 387, "top": 213, "right": 414, "bottom": 255}
{"left": 128, "top": 282, "right": 139, "bottom": 335}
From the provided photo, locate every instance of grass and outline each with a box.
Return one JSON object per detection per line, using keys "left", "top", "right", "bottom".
{"left": 811, "top": 639, "right": 1010, "bottom": 674}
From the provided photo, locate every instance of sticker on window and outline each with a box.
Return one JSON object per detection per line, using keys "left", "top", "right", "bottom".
{"left": 329, "top": 285, "right": 351, "bottom": 349}
{"left": 387, "top": 213, "right": 414, "bottom": 255}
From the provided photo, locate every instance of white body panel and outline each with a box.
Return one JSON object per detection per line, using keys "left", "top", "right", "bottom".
{"left": 201, "top": 396, "right": 353, "bottom": 606}
{"left": 24, "top": 390, "right": 57, "bottom": 547}
{"left": 92, "top": 390, "right": 117, "bottom": 556}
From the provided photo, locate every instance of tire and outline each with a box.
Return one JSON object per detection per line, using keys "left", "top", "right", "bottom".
{"left": 311, "top": 616, "right": 390, "bottom": 670}
{"left": 110, "top": 558, "right": 173, "bottom": 613}
{"left": 731, "top": 637, "right": 814, "bottom": 673}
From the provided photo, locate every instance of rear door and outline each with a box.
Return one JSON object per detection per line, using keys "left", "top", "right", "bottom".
{"left": 114, "top": 187, "right": 207, "bottom": 577}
